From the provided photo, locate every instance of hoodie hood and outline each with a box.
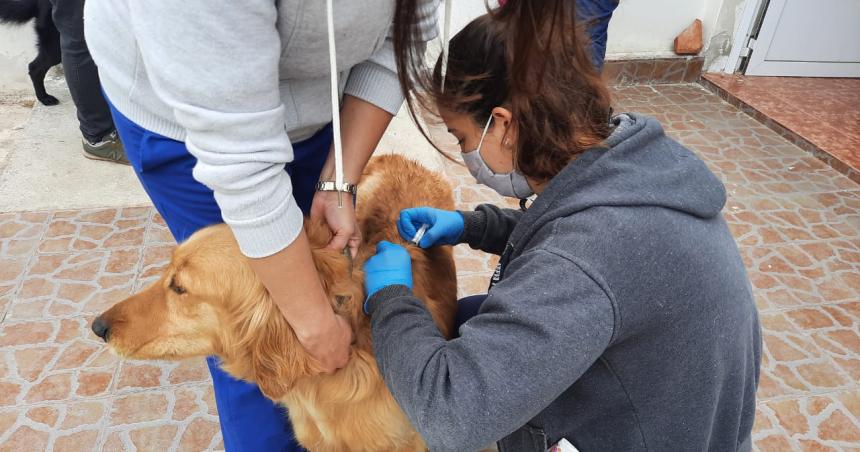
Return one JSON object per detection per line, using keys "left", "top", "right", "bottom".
{"left": 510, "top": 113, "right": 726, "bottom": 250}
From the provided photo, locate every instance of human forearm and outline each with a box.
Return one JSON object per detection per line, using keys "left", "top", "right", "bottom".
{"left": 247, "top": 229, "right": 352, "bottom": 371}
{"left": 319, "top": 94, "right": 393, "bottom": 184}
{"left": 459, "top": 204, "right": 524, "bottom": 255}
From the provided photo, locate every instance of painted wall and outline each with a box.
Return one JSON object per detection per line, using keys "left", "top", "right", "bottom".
{"left": 446, "top": 0, "right": 748, "bottom": 70}
{"left": 606, "top": 0, "right": 721, "bottom": 59}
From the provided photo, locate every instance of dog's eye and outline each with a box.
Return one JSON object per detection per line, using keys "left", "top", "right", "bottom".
{"left": 169, "top": 277, "right": 186, "bottom": 295}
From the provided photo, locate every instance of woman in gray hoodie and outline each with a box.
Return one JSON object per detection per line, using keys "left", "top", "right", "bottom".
{"left": 84, "top": 0, "right": 438, "bottom": 449}
{"left": 364, "top": 2, "right": 762, "bottom": 451}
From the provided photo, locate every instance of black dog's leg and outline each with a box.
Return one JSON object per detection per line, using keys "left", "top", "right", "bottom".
{"left": 31, "top": 4, "right": 62, "bottom": 107}
{"left": 28, "top": 50, "right": 60, "bottom": 106}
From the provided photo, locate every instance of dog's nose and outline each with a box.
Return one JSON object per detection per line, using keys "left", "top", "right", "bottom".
{"left": 91, "top": 316, "right": 111, "bottom": 341}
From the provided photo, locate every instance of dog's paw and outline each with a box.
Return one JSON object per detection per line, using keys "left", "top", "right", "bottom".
{"left": 38, "top": 95, "right": 60, "bottom": 106}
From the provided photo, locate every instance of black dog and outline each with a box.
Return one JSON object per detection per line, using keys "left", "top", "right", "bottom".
{"left": 0, "top": 0, "right": 61, "bottom": 105}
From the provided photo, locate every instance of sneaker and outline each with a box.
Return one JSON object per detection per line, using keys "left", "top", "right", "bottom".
{"left": 82, "top": 130, "right": 130, "bottom": 165}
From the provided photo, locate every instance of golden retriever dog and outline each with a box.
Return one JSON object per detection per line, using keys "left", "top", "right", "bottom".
{"left": 92, "top": 155, "right": 458, "bottom": 451}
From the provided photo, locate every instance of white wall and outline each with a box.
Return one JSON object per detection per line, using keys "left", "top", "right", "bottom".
{"left": 606, "top": 0, "right": 726, "bottom": 59}
{"left": 446, "top": 0, "right": 748, "bottom": 69}
{"left": 0, "top": 23, "right": 37, "bottom": 94}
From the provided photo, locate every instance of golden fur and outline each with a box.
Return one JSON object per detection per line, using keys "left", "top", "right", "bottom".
{"left": 95, "top": 155, "right": 458, "bottom": 451}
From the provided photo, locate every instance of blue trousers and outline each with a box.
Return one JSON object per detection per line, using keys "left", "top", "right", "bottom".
{"left": 454, "top": 295, "right": 488, "bottom": 331}
{"left": 109, "top": 102, "right": 331, "bottom": 451}
{"left": 577, "top": 0, "right": 620, "bottom": 72}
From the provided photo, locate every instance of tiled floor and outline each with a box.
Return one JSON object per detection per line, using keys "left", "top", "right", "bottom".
{"left": 1, "top": 84, "right": 859, "bottom": 451}
{"left": 703, "top": 74, "right": 860, "bottom": 183}
{"left": 0, "top": 208, "right": 220, "bottom": 451}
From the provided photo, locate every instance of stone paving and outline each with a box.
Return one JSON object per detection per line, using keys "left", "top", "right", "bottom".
{"left": 1, "top": 83, "right": 859, "bottom": 451}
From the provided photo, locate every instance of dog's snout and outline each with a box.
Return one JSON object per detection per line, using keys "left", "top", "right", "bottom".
{"left": 91, "top": 316, "right": 111, "bottom": 341}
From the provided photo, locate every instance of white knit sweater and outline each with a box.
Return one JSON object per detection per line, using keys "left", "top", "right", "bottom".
{"left": 84, "top": 0, "right": 439, "bottom": 257}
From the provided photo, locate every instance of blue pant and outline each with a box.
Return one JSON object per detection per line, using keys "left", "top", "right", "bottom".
{"left": 577, "top": 0, "right": 620, "bottom": 72}
{"left": 454, "top": 295, "right": 488, "bottom": 331}
{"left": 109, "top": 102, "right": 331, "bottom": 451}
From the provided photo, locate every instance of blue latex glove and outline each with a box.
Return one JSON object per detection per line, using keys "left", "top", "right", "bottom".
{"left": 397, "top": 207, "right": 464, "bottom": 249}
{"left": 363, "top": 241, "right": 413, "bottom": 313}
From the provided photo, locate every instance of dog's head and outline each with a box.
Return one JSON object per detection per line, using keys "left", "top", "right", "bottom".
{"left": 92, "top": 220, "right": 367, "bottom": 399}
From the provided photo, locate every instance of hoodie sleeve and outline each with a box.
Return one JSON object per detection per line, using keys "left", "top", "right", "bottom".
{"left": 126, "top": 1, "right": 299, "bottom": 258}
{"left": 458, "top": 204, "right": 524, "bottom": 255}
{"left": 366, "top": 249, "right": 616, "bottom": 452}
{"left": 344, "top": 0, "right": 439, "bottom": 114}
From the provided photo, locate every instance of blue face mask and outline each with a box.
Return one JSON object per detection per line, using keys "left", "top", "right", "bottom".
{"left": 461, "top": 116, "right": 534, "bottom": 199}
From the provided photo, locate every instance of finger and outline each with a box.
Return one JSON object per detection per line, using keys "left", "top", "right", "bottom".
{"left": 376, "top": 240, "right": 391, "bottom": 252}
{"left": 418, "top": 227, "right": 442, "bottom": 248}
{"left": 405, "top": 207, "right": 436, "bottom": 225}
{"left": 347, "top": 235, "right": 360, "bottom": 259}
{"left": 397, "top": 210, "right": 417, "bottom": 241}
{"left": 377, "top": 240, "right": 401, "bottom": 254}
{"left": 327, "top": 230, "right": 350, "bottom": 251}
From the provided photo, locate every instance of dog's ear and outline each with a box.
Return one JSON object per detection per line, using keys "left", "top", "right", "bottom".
{"left": 234, "top": 287, "right": 320, "bottom": 399}
{"left": 248, "top": 319, "right": 307, "bottom": 399}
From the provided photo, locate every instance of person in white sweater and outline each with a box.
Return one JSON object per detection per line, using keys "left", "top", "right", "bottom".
{"left": 83, "top": 0, "right": 439, "bottom": 449}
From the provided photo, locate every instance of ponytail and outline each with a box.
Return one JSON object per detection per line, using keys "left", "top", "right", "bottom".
{"left": 395, "top": 0, "right": 613, "bottom": 182}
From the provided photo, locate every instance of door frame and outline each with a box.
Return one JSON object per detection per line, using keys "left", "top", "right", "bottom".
{"left": 743, "top": 0, "right": 860, "bottom": 76}
{"left": 726, "top": 0, "right": 768, "bottom": 73}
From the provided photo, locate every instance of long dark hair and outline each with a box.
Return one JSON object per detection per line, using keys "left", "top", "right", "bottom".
{"left": 394, "top": 0, "right": 613, "bottom": 182}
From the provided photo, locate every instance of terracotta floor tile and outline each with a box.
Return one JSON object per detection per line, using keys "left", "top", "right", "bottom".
{"left": 145, "top": 222, "right": 175, "bottom": 245}
{"left": 704, "top": 74, "right": 860, "bottom": 176}
{"left": 23, "top": 372, "right": 73, "bottom": 403}
{"left": 116, "top": 362, "right": 164, "bottom": 391}
{"left": 759, "top": 391, "right": 860, "bottom": 449}
{"left": 611, "top": 85, "right": 675, "bottom": 108}
{"left": 754, "top": 432, "right": 796, "bottom": 452}
{"left": 0, "top": 424, "right": 50, "bottom": 452}
{"left": 109, "top": 392, "right": 170, "bottom": 426}
{"left": 76, "top": 372, "right": 112, "bottom": 400}
{"left": 54, "top": 429, "right": 101, "bottom": 452}
{"left": 62, "top": 400, "right": 109, "bottom": 429}
{"left": 128, "top": 424, "right": 179, "bottom": 451}
{"left": 652, "top": 84, "right": 726, "bottom": 105}
{"left": 166, "top": 359, "right": 210, "bottom": 385}
{"left": 177, "top": 417, "right": 221, "bottom": 451}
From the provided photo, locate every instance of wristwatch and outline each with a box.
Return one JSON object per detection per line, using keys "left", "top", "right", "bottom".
{"left": 315, "top": 181, "right": 358, "bottom": 195}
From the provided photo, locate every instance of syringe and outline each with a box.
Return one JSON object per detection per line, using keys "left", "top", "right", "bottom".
{"left": 410, "top": 223, "right": 430, "bottom": 246}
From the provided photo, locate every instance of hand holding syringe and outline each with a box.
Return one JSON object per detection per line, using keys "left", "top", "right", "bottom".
{"left": 398, "top": 208, "right": 464, "bottom": 249}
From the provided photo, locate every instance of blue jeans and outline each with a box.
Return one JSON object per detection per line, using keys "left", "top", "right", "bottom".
{"left": 577, "top": 0, "right": 620, "bottom": 72}
{"left": 109, "top": 102, "right": 331, "bottom": 451}
{"left": 455, "top": 295, "right": 488, "bottom": 331}
{"left": 48, "top": 0, "right": 115, "bottom": 142}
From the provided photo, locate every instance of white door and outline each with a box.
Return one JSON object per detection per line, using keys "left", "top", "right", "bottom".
{"left": 745, "top": 0, "right": 860, "bottom": 77}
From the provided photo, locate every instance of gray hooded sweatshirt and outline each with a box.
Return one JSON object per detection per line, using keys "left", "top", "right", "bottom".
{"left": 366, "top": 114, "right": 762, "bottom": 452}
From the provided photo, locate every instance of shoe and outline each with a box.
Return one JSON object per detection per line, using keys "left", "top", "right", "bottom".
{"left": 82, "top": 130, "right": 130, "bottom": 165}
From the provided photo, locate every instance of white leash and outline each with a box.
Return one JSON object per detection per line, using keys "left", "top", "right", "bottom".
{"left": 325, "top": 0, "right": 345, "bottom": 208}
{"left": 440, "top": 0, "right": 452, "bottom": 92}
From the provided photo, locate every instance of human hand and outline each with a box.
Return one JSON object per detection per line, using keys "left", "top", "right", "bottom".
{"left": 294, "top": 311, "right": 354, "bottom": 373}
{"left": 397, "top": 207, "right": 464, "bottom": 248}
{"left": 363, "top": 241, "right": 413, "bottom": 312}
{"left": 310, "top": 190, "right": 361, "bottom": 258}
